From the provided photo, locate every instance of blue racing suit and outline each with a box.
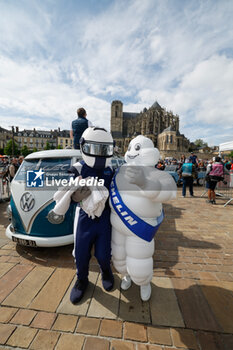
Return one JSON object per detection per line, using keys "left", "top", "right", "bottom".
{"left": 69, "top": 161, "right": 113, "bottom": 281}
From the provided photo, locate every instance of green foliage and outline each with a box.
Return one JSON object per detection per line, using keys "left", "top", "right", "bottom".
{"left": 21, "top": 145, "right": 31, "bottom": 157}
{"left": 57, "top": 144, "right": 63, "bottom": 149}
{"left": 33, "top": 147, "right": 38, "bottom": 152}
{"left": 227, "top": 151, "right": 233, "bottom": 158}
{"left": 4, "top": 139, "right": 19, "bottom": 156}
{"left": 194, "top": 139, "right": 208, "bottom": 148}
{"left": 44, "top": 141, "right": 51, "bottom": 150}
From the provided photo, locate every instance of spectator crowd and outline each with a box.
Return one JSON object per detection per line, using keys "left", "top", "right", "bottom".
{"left": 156, "top": 152, "right": 233, "bottom": 204}
{"left": 156, "top": 153, "right": 233, "bottom": 172}
{"left": 0, "top": 156, "right": 24, "bottom": 201}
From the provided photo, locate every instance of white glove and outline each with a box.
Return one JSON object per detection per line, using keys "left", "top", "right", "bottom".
{"left": 125, "top": 166, "right": 145, "bottom": 188}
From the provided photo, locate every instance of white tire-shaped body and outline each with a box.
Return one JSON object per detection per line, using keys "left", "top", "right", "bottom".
{"left": 110, "top": 135, "right": 176, "bottom": 286}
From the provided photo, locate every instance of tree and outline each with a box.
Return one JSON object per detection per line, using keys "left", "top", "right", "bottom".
{"left": 21, "top": 145, "right": 31, "bottom": 157}
{"left": 4, "top": 140, "right": 19, "bottom": 156}
{"left": 33, "top": 147, "right": 38, "bottom": 152}
{"left": 57, "top": 144, "right": 63, "bottom": 149}
{"left": 228, "top": 151, "right": 233, "bottom": 158}
{"left": 194, "top": 139, "right": 208, "bottom": 148}
{"left": 44, "top": 141, "right": 51, "bottom": 150}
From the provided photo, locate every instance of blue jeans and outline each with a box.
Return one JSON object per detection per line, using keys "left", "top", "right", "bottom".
{"left": 182, "top": 177, "right": 193, "bottom": 196}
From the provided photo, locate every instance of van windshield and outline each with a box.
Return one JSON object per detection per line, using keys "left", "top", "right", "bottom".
{"left": 14, "top": 158, "right": 72, "bottom": 182}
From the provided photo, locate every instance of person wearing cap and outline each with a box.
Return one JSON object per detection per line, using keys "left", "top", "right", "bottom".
{"left": 178, "top": 158, "right": 197, "bottom": 197}
{"left": 190, "top": 152, "right": 198, "bottom": 165}
{"left": 70, "top": 108, "right": 92, "bottom": 149}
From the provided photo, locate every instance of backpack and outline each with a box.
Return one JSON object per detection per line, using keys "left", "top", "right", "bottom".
{"left": 208, "top": 164, "right": 224, "bottom": 182}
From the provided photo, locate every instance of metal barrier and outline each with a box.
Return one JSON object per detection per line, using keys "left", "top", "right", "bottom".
{"left": 216, "top": 171, "right": 233, "bottom": 207}
{"left": 201, "top": 171, "right": 233, "bottom": 206}
{"left": 200, "top": 179, "right": 208, "bottom": 198}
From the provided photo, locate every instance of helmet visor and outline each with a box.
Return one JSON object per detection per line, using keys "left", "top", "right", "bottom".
{"left": 82, "top": 141, "right": 114, "bottom": 157}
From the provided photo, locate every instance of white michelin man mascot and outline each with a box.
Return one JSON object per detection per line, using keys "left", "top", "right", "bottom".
{"left": 110, "top": 135, "right": 176, "bottom": 301}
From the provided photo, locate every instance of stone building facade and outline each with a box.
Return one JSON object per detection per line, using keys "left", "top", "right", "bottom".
{"left": 13, "top": 127, "right": 57, "bottom": 150}
{"left": 0, "top": 127, "right": 12, "bottom": 151}
{"left": 57, "top": 129, "right": 73, "bottom": 149}
{"left": 0, "top": 126, "right": 72, "bottom": 152}
{"left": 111, "top": 100, "right": 190, "bottom": 155}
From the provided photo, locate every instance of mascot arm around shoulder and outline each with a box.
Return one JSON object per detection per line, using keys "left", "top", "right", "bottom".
{"left": 110, "top": 135, "right": 177, "bottom": 302}
{"left": 125, "top": 165, "right": 176, "bottom": 201}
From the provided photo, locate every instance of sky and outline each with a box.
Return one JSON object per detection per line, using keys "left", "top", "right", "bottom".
{"left": 0, "top": 0, "right": 232, "bottom": 146}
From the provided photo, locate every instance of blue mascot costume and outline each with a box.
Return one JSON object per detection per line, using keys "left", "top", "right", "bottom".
{"left": 69, "top": 127, "right": 115, "bottom": 304}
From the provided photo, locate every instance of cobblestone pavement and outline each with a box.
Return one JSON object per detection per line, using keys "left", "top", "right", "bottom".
{"left": 0, "top": 188, "right": 232, "bottom": 349}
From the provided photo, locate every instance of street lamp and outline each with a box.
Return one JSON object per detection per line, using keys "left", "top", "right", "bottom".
{"left": 9, "top": 126, "right": 15, "bottom": 157}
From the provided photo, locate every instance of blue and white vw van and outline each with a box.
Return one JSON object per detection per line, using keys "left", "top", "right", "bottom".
{"left": 6, "top": 149, "right": 82, "bottom": 247}
{"left": 6, "top": 149, "right": 124, "bottom": 247}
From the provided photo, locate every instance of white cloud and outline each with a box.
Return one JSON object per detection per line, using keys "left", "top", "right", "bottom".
{"left": 0, "top": 0, "right": 233, "bottom": 146}
{"left": 137, "top": 55, "right": 233, "bottom": 131}
{"left": 0, "top": 1, "right": 51, "bottom": 56}
{"left": 0, "top": 56, "right": 110, "bottom": 131}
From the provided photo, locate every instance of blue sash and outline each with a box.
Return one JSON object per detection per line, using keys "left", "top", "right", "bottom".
{"left": 110, "top": 172, "right": 164, "bottom": 242}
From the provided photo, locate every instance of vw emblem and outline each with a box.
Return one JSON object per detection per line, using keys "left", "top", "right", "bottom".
{"left": 20, "top": 192, "right": 35, "bottom": 212}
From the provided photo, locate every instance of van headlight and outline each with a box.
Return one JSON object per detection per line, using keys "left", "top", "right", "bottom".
{"left": 7, "top": 204, "right": 12, "bottom": 220}
{"left": 47, "top": 210, "right": 65, "bottom": 224}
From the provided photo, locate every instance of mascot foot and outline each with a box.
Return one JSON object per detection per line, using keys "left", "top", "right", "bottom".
{"left": 121, "top": 275, "right": 132, "bottom": 290}
{"left": 140, "top": 283, "right": 151, "bottom": 301}
{"left": 101, "top": 269, "right": 114, "bottom": 291}
{"left": 70, "top": 279, "right": 88, "bottom": 304}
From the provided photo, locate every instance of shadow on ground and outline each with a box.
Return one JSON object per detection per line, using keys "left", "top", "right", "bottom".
{"left": 3, "top": 201, "right": 233, "bottom": 349}
{"left": 14, "top": 203, "right": 220, "bottom": 270}
{"left": 154, "top": 203, "right": 221, "bottom": 275}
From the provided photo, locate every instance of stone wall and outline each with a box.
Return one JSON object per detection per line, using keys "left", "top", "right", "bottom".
{"left": 159, "top": 150, "right": 216, "bottom": 161}
{"left": 158, "top": 131, "right": 190, "bottom": 153}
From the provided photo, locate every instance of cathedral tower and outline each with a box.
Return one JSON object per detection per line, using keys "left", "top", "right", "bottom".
{"left": 111, "top": 100, "right": 123, "bottom": 138}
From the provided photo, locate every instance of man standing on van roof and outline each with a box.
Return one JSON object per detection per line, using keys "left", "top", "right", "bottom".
{"left": 70, "top": 108, "right": 92, "bottom": 149}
